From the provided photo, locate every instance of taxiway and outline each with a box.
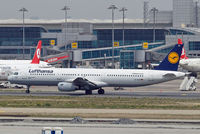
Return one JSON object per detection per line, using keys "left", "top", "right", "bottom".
{"left": 0, "top": 79, "right": 199, "bottom": 98}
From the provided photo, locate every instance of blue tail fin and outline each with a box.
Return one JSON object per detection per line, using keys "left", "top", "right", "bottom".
{"left": 154, "top": 39, "right": 183, "bottom": 71}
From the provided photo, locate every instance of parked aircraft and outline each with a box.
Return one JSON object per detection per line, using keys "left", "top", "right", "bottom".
{"left": 178, "top": 46, "right": 200, "bottom": 91}
{"left": 0, "top": 41, "right": 48, "bottom": 66}
{"left": 8, "top": 39, "right": 185, "bottom": 94}
{"left": 179, "top": 47, "right": 200, "bottom": 73}
{"left": 0, "top": 41, "right": 51, "bottom": 80}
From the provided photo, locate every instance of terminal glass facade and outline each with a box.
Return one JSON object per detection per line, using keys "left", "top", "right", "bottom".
{"left": 77, "top": 41, "right": 93, "bottom": 49}
{"left": 120, "top": 51, "right": 135, "bottom": 69}
{"left": 0, "top": 27, "right": 47, "bottom": 46}
{"left": 0, "top": 49, "right": 30, "bottom": 54}
{"left": 77, "top": 29, "right": 193, "bottom": 50}
{"left": 82, "top": 42, "right": 165, "bottom": 60}
{"left": 189, "top": 41, "right": 200, "bottom": 50}
{"left": 94, "top": 29, "right": 169, "bottom": 48}
{"left": 0, "top": 26, "right": 58, "bottom": 56}
{"left": 169, "top": 29, "right": 194, "bottom": 35}
{"left": 82, "top": 29, "right": 168, "bottom": 60}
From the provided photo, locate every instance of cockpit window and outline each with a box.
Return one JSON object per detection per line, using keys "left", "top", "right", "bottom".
{"left": 14, "top": 72, "right": 18, "bottom": 75}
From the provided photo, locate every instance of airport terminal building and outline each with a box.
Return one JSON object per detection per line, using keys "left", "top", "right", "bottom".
{"left": 1, "top": 0, "right": 200, "bottom": 68}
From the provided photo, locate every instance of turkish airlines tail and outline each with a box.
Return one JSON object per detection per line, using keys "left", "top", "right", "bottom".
{"left": 31, "top": 40, "right": 42, "bottom": 64}
{"left": 180, "top": 46, "right": 189, "bottom": 60}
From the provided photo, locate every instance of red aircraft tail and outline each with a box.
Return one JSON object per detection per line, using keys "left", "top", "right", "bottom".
{"left": 31, "top": 40, "right": 42, "bottom": 64}
{"left": 180, "top": 46, "right": 189, "bottom": 60}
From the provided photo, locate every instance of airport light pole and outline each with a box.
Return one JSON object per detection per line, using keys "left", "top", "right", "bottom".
{"left": 108, "top": 5, "right": 118, "bottom": 69}
{"left": 119, "top": 7, "right": 127, "bottom": 47}
{"left": 61, "top": 6, "right": 70, "bottom": 68}
{"left": 19, "top": 7, "right": 28, "bottom": 59}
{"left": 195, "top": 0, "right": 200, "bottom": 27}
{"left": 150, "top": 7, "right": 158, "bottom": 43}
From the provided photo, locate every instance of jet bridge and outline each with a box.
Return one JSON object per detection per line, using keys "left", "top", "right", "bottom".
{"left": 146, "top": 42, "right": 177, "bottom": 61}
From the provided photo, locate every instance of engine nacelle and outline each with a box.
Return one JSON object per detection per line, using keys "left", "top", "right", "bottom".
{"left": 0, "top": 69, "right": 10, "bottom": 81}
{"left": 58, "top": 82, "right": 77, "bottom": 92}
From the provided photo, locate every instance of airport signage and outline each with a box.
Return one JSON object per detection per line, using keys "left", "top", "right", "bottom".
{"left": 143, "top": 42, "right": 148, "bottom": 49}
{"left": 50, "top": 40, "right": 56, "bottom": 45}
{"left": 72, "top": 42, "right": 78, "bottom": 49}
{"left": 113, "top": 42, "right": 119, "bottom": 47}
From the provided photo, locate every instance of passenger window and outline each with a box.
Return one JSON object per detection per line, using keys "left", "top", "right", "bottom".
{"left": 14, "top": 72, "right": 18, "bottom": 75}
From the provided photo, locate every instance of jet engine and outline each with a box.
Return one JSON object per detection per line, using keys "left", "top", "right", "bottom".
{"left": 58, "top": 82, "right": 77, "bottom": 92}
{"left": 0, "top": 68, "right": 10, "bottom": 81}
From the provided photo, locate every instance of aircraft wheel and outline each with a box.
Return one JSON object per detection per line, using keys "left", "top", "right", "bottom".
{"left": 26, "top": 85, "right": 30, "bottom": 94}
{"left": 26, "top": 89, "right": 30, "bottom": 94}
{"left": 98, "top": 89, "right": 105, "bottom": 94}
{"left": 190, "top": 72, "right": 197, "bottom": 77}
{"left": 85, "top": 90, "right": 92, "bottom": 95}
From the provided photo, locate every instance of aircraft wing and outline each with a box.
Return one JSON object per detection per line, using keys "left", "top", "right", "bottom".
{"left": 162, "top": 73, "right": 176, "bottom": 79}
{"left": 65, "top": 77, "right": 107, "bottom": 90}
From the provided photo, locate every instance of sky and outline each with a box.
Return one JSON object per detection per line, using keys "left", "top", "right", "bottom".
{"left": 0, "top": 0, "right": 172, "bottom": 20}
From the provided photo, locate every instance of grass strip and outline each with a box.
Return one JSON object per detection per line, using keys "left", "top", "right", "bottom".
{"left": 1, "top": 113, "right": 200, "bottom": 120}
{"left": 0, "top": 96, "right": 200, "bottom": 110}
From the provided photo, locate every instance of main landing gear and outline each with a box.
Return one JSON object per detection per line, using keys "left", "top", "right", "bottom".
{"left": 98, "top": 88, "right": 105, "bottom": 94}
{"left": 26, "top": 85, "right": 30, "bottom": 94}
{"left": 85, "top": 88, "right": 105, "bottom": 95}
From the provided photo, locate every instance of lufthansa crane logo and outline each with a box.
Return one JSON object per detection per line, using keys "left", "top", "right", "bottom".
{"left": 168, "top": 52, "right": 179, "bottom": 64}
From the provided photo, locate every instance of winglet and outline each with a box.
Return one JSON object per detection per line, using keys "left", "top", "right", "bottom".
{"left": 31, "top": 40, "right": 42, "bottom": 64}
{"left": 154, "top": 39, "right": 184, "bottom": 71}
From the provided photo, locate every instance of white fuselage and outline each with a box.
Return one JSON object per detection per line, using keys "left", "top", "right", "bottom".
{"left": 0, "top": 60, "right": 48, "bottom": 66}
{"left": 0, "top": 60, "right": 50, "bottom": 80}
{"left": 180, "top": 59, "right": 200, "bottom": 72}
{"left": 8, "top": 68, "right": 185, "bottom": 89}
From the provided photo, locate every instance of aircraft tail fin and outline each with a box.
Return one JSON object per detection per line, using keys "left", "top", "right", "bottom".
{"left": 31, "top": 40, "right": 42, "bottom": 64}
{"left": 180, "top": 46, "right": 189, "bottom": 60}
{"left": 154, "top": 39, "right": 184, "bottom": 71}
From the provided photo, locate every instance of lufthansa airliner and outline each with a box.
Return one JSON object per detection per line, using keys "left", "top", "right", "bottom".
{"left": 8, "top": 39, "right": 185, "bottom": 94}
